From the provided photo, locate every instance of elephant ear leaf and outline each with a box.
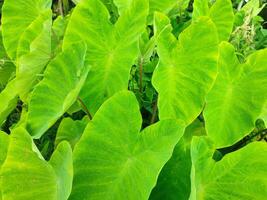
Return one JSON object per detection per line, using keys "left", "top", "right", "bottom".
{"left": 63, "top": 0, "right": 149, "bottom": 115}
{"left": 26, "top": 42, "right": 89, "bottom": 139}
{"left": 49, "top": 141, "right": 73, "bottom": 200}
{"left": 204, "top": 42, "right": 267, "bottom": 147}
{"left": 190, "top": 137, "right": 267, "bottom": 200}
{"left": 0, "top": 131, "right": 9, "bottom": 167}
{"left": 192, "top": 0, "right": 234, "bottom": 42}
{"left": 152, "top": 12, "right": 219, "bottom": 125}
{"left": 150, "top": 120, "right": 206, "bottom": 200}
{"left": 0, "top": 131, "right": 9, "bottom": 200}
{"left": 0, "top": 0, "right": 52, "bottom": 124}
{"left": 70, "top": 91, "right": 185, "bottom": 200}
{"left": 0, "top": 128, "right": 73, "bottom": 200}
{"left": 1, "top": 0, "right": 52, "bottom": 60}
{"left": 114, "top": 0, "right": 189, "bottom": 24}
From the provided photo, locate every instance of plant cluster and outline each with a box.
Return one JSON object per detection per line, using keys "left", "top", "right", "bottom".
{"left": 0, "top": 0, "right": 267, "bottom": 199}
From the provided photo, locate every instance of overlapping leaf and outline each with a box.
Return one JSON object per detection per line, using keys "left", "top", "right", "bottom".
{"left": 0, "top": 127, "right": 73, "bottom": 200}
{"left": 152, "top": 13, "right": 219, "bottom": 125}
{"left": 25, "top": 42, "right": 89, "bottom": 138}
{"left": 1, "top": 0, "right": 51, "bottom": 60}
{"left": 55, "top": 117, "right": 88, "bottom": 149}
{"left": 204, "top": 42, "right": 267, "bottom": 147}
{"left": 192, "top": 0, "right": 234, "bottom": 41}
{"left": 70, "top": 91, "right": 185, "bottom": 200}
{"left": 114, "top": 0, "right": 189, "bottom": 23}
{"left": 0, "top": 131, "right": 9, "bottom": 167}
{"left": 63, "top": 0, "right": 149, "bottom": 114}
{"left": 190, "top": 137, "right": 267, "bottom": 200}
{"left": 0, "top": 0, "right": 52, "bottom": 124}
{"left": 150, "top": 120, "right": 205, "bottom": 200}
{"left": 0, "top": 30, "right": 15, "bottom": 88}
{"left": 15, "top": 11, "right": 52, "bottom": 100}
{"left": 0, "top": 131, "right": 9, "bottom": 200}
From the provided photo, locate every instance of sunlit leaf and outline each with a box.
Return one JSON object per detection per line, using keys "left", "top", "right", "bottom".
{"left": 190, "top": 137, "right": 267, "bottom": 200}
{"left": 70, "top": 91, "right": 185, "bottom": 200}
{"left": 0, "top": 127, "right": 73, "bottom": 200}
{"left": 204, "top": 42, "right": 267, "bottom": 147}
{"left": 192, "top": 0, "right": 234, "bottom": 41}
{"left": 1, "top": 0, "right": 52, "bottom": 60}
{"left": 114, "top": 0, "right": 189, "bottom": 23}
{"left": 26, "top": 42, "right": 89, "bottom": 138}
{"left": 150, "top": 120, "right": 205, "bottom": 200}
{"left": 49, "top": 141, "right": 73, "bottom": 200}
{"left": 63, "top": 0, "right": 149, "bottom": 114}
{"left": 152, "top": 12, "right": 219, "bottom": 125}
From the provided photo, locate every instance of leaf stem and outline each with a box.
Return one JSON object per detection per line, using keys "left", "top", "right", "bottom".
{"left": 139, "top": 58, "right": 143, "bottom": 93}
{"left": 150, "top": 97, "right": 158, "bottom": 124}
{"left": 58, "top": 0, "right": 64, "bottom": 16}
{"left": 77, "top": 97, "right": 92, "bottom": 120}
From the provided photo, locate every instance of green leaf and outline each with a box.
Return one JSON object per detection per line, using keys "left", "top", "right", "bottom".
{"left": 1, "top": 0, "right": 52, "bottom": 60}
{"left": 0, "top": 127, "right": 73, "bottom": 200}
{"left": 0, "top": 79, "right": 19, "bottom": 125}
{"left": 52, "top": 15, "right": 69, "bottom": 55}
{"left": 204, "top": 42, "right": 267, "bottom": 147}
{"left": 49, "top": 141, "right": 73, "bottom": 200}
{"left": 70, "top": 91, "right": 185, "bottom": 200}
{"left": 55, "top": 117, "right": 88, "bottom": 149}
{"left": 242, "top": 0, "right": 266, "bottom": 17}
{"left": 152, "top": 13, "right": 219, "bottom": 125}
{"left": 0, "top": 131, "right": 9, "bottom": 200}
{"left": 63, "top": 0, "right": 149, "bottom": 114}
{"left": 0, "top": 6, "right": 52, "bottom": 123}
{"left": 260, "top": 102, "right": 267, "bottom": 123}
{"left": 192, "top": 0, "right": 234, "bottom": 41}
{"left": 0, "top": 30, "right": 15, "bottom": 88}
{"left": 150, "top": 120, "right": 205, "bottom": 200}
{"left": 26, "top": 42, "right": 89, "bottom": 139}
{"left": 114, "top": 0, "right": 189, "bottom": 23}
{"left": 0, "top": 131, "right": 9, "bottom": 167}
{"left": 190, "top": 137, "right": 267, "bottom": 200}
{"left": 15, "top": 11, "right": 52, "bottom": 100}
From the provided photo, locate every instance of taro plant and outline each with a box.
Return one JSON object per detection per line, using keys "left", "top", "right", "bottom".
{"left": 0, "top": 0, "right": 266, "bottom": 199}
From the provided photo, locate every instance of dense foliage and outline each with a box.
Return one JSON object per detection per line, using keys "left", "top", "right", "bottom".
{"left": 0, "top": 0, "right": 267, "bottom": 199}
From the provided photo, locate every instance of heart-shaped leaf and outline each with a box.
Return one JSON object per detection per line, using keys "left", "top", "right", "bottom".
{"left": 204, "top": 42, "right": 267, "bottom": 147}
{"left": 192, "top": 0, "right": 234, "bottom": 41}
{"left": 0, "top": 127, "right": 73, "bottom": 200}
{"left": 70, "top": 91, "right": 185, "bottom": 200}
{"left": 63, "top": 0, "right": 149, "bottom": 114}
{"left": 152, "top": 12, "right": 219, "bottom": 125}
{"left": 26, "top": 42, "right": 89, "bottom": 138}
{"left": 1, "top": 0, "right": 52, "bottom": 60}
{"left": 0, "top": 2, "right": 52, "bottom": 124}
{"left": 190, "top": 137, "right": 267, "bottom": 200}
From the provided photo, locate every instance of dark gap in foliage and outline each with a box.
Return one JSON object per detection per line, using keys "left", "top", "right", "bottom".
{"left": 0, "top": 100, "right": 22, "bottom": 134}
{"left": 52, "top": 0, "right": 75, "bottom": 18}
{"left": 214, "top": 119, "right": 267, "bottom": 161}
{"left": 34, "top": 109, "right": 86, "bottom": 160}
{"left": 259, "top": 5, "right": 267, "bottom": 28}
